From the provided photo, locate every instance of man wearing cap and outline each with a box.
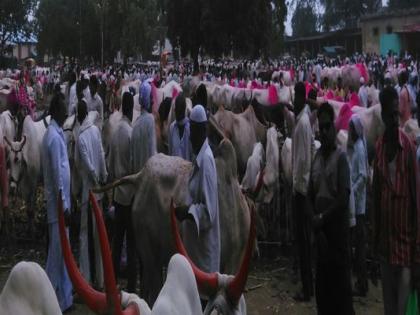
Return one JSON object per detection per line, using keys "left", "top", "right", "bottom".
{"left": 175, "top": 104, "right": 221, "bottom": 274}
{"left": 131, "top": 81, "right": 157, "bottom": 173}
{"left": 168, "top": 93, "right": 193, "bottom": 161}
{"left": 358, "top": 77, "right": 368, "bottom": 108}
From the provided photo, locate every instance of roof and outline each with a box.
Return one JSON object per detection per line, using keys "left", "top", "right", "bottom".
{"left": 360, "top": 6, "right": 420, "bottom": 22}
{"left": 285, "top": 28, "right": 361, "bottom": 43}
{"left": 8, "top": 32, "right": 37, "bottom": 44}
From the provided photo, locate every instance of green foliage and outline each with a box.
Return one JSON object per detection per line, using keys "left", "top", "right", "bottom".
{"left": 35, "top": 0, "right": 288, "bottom": 62}
{"left": 167, "top": 0, "right": 287, "bottom": 63}
{"left": 320, "top": 0, "right": 381, "bottom": 31}
{"left": 36, "top": 0, "right": 161, "bottom": 62}
{"left": 292, "top": 1, "right": 318, "bottom": 37}
{"left": 0, "top": 0, "right": 35, "bottom": 55}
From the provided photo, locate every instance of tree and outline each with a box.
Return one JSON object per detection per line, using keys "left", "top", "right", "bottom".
{"left": 167, "top": 0, "right": 287, "bottom": 68}
{"left": 0, "top": 0, "right": 35, "bottom": 55}
{"left": 36, "top": 0, "right": 161, "bottom": 63}
{"left": 292, "top": 0, "right": 318, "bottom": 37}
{"left": 320, "top": 0, "right": 382, "bottom": 31}
{"left": 388, "top": 0, "right": 420, "bottom": 10}
{"left": 36, "top": 0, "right": 100, "bottom": 60}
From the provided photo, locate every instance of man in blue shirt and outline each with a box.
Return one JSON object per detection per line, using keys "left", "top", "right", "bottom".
{"left": 41, "top": 94, "right": 73, "bottom": 312}
{"left": 168, "top": 93, "right": 193, "bottom": 161}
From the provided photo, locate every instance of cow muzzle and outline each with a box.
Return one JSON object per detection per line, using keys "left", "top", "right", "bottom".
{"left": 170, "top": 198, "right": 256, "bottom": 306}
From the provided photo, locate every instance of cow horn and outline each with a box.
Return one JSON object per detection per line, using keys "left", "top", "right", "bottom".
{"left": 56, "top": 191, "right": 108, "bottom": 314}
{"left": 170, "top": 199, "right": 219, "bottom": 297}
{"left": 88, "top": 191, "right": 140, "bottom": 315}
{"left": 226, "top": 205, "right": 256, "bottom": 306}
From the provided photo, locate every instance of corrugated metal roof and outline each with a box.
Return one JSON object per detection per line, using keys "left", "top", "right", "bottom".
{"left": 360, "top": 6, "right": 420, "bottom": 22}
{"left": 8, "top": 32, "right": 37, "bottom": 44}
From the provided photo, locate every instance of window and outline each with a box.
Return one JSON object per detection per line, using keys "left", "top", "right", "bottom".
{"left": 373, "top": 27, "right": 379, "bottom": 36}
{"left": 386, "top": 25, "right": 393, "bottom": 34}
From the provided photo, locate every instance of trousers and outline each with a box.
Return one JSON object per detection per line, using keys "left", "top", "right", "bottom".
{"left": 79, "top": 199, "right": 104, "bottom": 288}
{"left": 294, "top": 192, "right": 313, "bottom": 299}
{"left": 46, "top": 222, "right": 73, "bottom": 312}
{"left": 112, "top": 202, "right": 138, "bottom": 292}
{"left": 380, "top": 261, "right": 411, "bottom": 315}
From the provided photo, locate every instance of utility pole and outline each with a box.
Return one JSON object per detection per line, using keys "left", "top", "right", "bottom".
{"left": 79, "top": 0, "right": 82, "bottom": 60}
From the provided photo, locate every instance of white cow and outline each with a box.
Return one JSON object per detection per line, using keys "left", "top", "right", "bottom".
{"left": 213, "top": 106, "right": 267, "bottom": 176}
{"left": 0, "top": 110, "right": 17, "bottom": 146}
{"left": 3, "top": 115, "right": 50, "bottom": 234}
{"left": 0, "top": 262, "right": 62, "bottom": 315}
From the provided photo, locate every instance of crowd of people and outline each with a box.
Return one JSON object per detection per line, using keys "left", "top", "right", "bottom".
{"left": 0, "top": 50, "right": 419, "bottom": 315}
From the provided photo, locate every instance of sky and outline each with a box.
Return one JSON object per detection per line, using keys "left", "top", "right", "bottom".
{"left": 284, "top": 0, "right": 388, "bottom": 36}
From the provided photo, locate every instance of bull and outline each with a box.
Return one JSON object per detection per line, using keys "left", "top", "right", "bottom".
{"left": 56, "top": 188, "right": 255, "bottom": 314}
{"left": 94, "top": 138, "right": 253, "bottom": 305}
{"left": 3, "top": 115, "right": 50, "bottom": 236}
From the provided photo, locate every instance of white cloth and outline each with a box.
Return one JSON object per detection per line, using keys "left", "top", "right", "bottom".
{"left": 190, "top": 104, "right": 207, "bottom": 123}
{"left": 77, "top": 117, "right": 107, "bottom": 287}
{"left": 108, "top": 116, "right": 133, "bottom": 206}
{"left": 358, "top": 85, "right": 368, "bottom": 108}
{"left": 41, "top": 119, "right": 73, "bottom": 311}
{"left": 83, "top": 87, "right": 90, "bottom": 101}
{"left": 86, "top": 92, "right": 104, "bottom": 129}
{"left": 42, "top": 120, "right": 71, "bottom": 223}
{"left": 183, "top": 139, "right": 220, "bottom": 273}
{"left": 68, "top": 83, "right": 77, "bottom": 115}
{"left": 131, "top": 111, "right": 157, "bottom": 173}
{"left": 292, "top": 105, "right": 313, "bottom": 196}
{"left": 168, "top": 118, "right": 193, "bottom": 161}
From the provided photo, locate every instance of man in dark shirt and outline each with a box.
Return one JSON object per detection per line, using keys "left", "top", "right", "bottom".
{"left": 308, "top": 102, "right": 354, "bottom": 315}
{"left": 372, "top": 86, "right": 419, "bottom": 315}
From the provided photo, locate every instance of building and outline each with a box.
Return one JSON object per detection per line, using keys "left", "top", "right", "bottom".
{"left": 6, "top": 33, "right": 37, "bottom": 61}
{"left": 284, "top": 28, "right": 362, "bottom": 57}
{"left": 360, "top": 7, "right": 420, "bottom": 56}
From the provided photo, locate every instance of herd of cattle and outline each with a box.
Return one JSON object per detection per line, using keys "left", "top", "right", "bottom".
{"left": 0, "top": 62, "right": 420, "bottom": 314}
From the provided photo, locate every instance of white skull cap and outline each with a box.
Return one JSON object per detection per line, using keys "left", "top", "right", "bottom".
{"left": 190, "top": 105, "right": 207, "bottom": 123}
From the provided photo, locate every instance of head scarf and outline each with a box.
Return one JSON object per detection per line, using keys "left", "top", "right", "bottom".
{"left": 139, "top": 81, "right": 152, "bottom": 111}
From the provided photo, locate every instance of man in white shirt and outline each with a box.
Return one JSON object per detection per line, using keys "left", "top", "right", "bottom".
{"left": 86, "top": 76, "right": 104, "bottom": 129}
{"left": 131, "top": 81, "right": 157, "bottom": 173}
{"left": 175, "top": 105, "right": 220, "bottom": 274}
{"left": 292, "top": 82, "right": 314, "bottom": 301}
{"left": 41, "top": 94, "right": 73, "bottom": 312}
{"left": 168, "top": 93, "right": 193, "bottom": 161}
{"left": 358, "top": 77, "right": 368, "bottom": 108}
{"left": 68, "top": 72, "right": 77, "bottom": 115}
{"left": 76, "top": 99, "right": 107, "bottom": 289}
{"left": 108, "top": 92, "right": 137, "bottom": 293}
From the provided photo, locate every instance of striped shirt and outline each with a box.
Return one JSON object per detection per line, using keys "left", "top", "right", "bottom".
{"left": 373, "top": 129, "right": 419, "bottom": 266}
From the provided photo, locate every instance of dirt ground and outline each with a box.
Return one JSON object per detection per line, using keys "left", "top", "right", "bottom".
{"left": 0, "top": 191, "right": 384, "bottom": 314}
{"left": 0, "top": 239, "right": 384, "bottom": 315}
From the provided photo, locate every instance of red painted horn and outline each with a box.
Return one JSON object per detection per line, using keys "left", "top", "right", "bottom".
{"left": 89, "top": 191, "right": 140, "bottom": 315}
{"left": 170, "top": 199, "right": 219, "bottom": 297}
{"left": 226, "top": 205, "right": 256, "bottom": 305}
{"left": 57, "top": 191, "right": 108, "bottom": 313}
